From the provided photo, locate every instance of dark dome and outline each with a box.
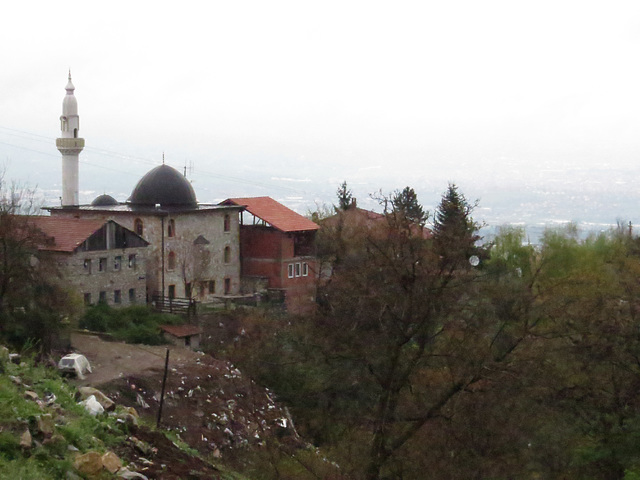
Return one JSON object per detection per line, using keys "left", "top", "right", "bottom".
{"left": 91, "top": 194, "right": 119, "bottom": 206}
{"left": 128, "top": 165, "right": 197, "bottom": 207}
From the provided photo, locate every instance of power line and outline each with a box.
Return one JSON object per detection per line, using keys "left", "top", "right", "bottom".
{"left": 0, "top": 125, "right": 307, "bottom": 194}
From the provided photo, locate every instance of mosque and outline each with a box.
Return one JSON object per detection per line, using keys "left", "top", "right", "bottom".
{"left": 45, "top": 73, "right": 318, "bottom": 313}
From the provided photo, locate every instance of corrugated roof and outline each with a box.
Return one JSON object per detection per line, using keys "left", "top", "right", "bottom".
{"left": 26, "top": 216, "right": 107, "bottom": 253}
{"left": 225, "top": 197, "right": 319, "bottom": 233}
{"left": 160, "top": 324, "right": 203, "bottom": 338}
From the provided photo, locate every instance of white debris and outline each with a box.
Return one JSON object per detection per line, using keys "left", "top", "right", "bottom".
{"left": 80, "top": 395, "right": 104, "bottom": 416}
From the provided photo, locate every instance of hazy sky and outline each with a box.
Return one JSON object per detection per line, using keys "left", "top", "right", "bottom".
{"left": 2, "top": 1, "right": 640, "bottom": 228}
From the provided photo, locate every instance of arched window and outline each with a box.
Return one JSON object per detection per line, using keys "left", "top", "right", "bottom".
{"left": 134, "top": 218, "right": 143, "bottom": 236}
{"left": 168, "top": 251, "right": 176, "bottom": 270}
{"left": 167, "top": 219, "right": 175, "bottom": 237}
{"left": 224, "top": 214, "right": 231, "bottom": 232}
{"left": 224, "top": 246, "right": 231, "bottom": 263}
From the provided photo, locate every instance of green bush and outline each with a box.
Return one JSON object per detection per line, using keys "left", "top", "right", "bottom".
{"left": 79, "top": 304, "right": 183, "bottom": 345}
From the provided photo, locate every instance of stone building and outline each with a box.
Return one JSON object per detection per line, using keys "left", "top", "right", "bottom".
{"left": 29, "top": 216, "right": 149, "bottom": 306}
{"left": 48, "top": 165, "right": 243, "bottom": 302}
{"left": 45, "top": 73, "right": 319, "bottom": 310}
{"left": 47, "top": 73, "right": 243, "bottom": 302}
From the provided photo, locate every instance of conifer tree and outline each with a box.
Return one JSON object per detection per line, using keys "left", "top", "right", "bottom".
{"left": 391, "top": 186, "right": 427, "bottom": 226}
{"left": 433, "top": 183, "right": 480, "bottom": 269}
{"left": 336, "top": 181, "right": 353, "bottom": 211}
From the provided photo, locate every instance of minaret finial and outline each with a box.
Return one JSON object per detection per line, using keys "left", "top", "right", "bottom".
{"left": 162, "top": 152, "right": 165, "bottom": 165}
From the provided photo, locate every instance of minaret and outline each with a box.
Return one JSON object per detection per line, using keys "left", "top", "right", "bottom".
{"left": 56, "top": 71, "right": 84, "bottom": 207}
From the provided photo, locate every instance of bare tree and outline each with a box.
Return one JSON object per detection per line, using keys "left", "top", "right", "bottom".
{"left": 176, "top": 230, "right": 213, "bottom": 299}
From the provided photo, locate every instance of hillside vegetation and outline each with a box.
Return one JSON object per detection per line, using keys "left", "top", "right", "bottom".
{"left": 0, "top": 350, "right": 233, "bottom": 479}
{"left": 223, "top": 185, "right": 640, "bottom": 479}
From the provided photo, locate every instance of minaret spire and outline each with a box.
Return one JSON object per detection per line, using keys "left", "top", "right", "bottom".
{"left": 56, "top": 71, "right": 84, "bottom": 207}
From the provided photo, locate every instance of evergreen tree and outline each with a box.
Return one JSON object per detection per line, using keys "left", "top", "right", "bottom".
{"left": 336, "top": 181, "right": 353, "bottom": 211}
{"left": 433, "top": 183, "right": 480, "bottom": 269}
{"left": 391, "top": 186, "right": 427, "bottom": 226}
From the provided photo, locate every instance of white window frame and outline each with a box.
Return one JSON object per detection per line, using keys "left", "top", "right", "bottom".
{"left": 287, "top": 264, "right": 294, "bottom": 278}
{"left": 295, "top": 262, "right": 301, "bottom": 277}
{"left": 302, "top": 262, "right": 309, "bottom": 277}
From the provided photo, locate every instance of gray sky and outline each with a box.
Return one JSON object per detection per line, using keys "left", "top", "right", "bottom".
{"left": 2, "top": 1, "right": 640, "bottom": 229}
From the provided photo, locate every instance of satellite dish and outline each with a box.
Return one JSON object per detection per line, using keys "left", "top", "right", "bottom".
{"left": 469, "top": 255, "right": 480, "bottom": 267}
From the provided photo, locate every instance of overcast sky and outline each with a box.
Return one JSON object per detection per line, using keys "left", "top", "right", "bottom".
{"left": 2, "top": 1, "right": 640, "bottom": 228}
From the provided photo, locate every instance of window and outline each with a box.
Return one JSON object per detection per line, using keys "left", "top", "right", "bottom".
{"left": 302, "top": 262, "right": 309, "bottom": 277}
{"left": 128, "top": 254, "right": 136, "bottom": 269}
{"left": 99, "top": 291, "right": 106, "bottom": 303}
{"left": 208, "top": 280, "right": 215, "bottom": 294}
{"left": 134, "top": 218, "right": 143, "bottom": 236}
{"left": 114, "top": 256, "right": 121, "bottom": 271}
{"left": 83, "top": 293, "right": 91, "bottom": 305}
{"left": 99, "top": 257, "right": 107, "bottom": 272}
{"left": 114, "top": 290, "right": 121, "bottom": 304}
{"left": 129, "top": 288, "right": 136, "bottom": 303}
{"left": 185, "top": 283, "right": 192, "bottom": 298}
{"left": 83, "top": 259, "right": 91, "bottom": 274}
{"left": 287, "top": 264, "right": 294, "bottom": 278}
{"left": 168, "top": 219, "right": 175, "bottom": 237}
{"left": 167, "top": 251, "right": 176, "bottom": 270}
{"left": 168, "top": 285, "right": 176, "bottom": 299}
{"left": 224, "top": 246, "right": 231, "bottom": 263}
{"left": 224, "top": 278, "right": 231, "bottom": 295}
{"left": 295, "top": 263, "right": 301, "bottom": 277}
{"left": 224, "top": 214, "right": 231, "bottom": 232}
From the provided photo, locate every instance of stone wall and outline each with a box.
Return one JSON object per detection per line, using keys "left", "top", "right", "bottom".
{"left": 54, "top": 246, "right": 148, "bottom": 307}
{"left": 51, "top": 207, "right": 242, "bottom": 301}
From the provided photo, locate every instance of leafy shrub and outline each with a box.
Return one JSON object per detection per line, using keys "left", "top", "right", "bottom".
{"left": 79, "top": 304, "right": 184, "bottom": 345}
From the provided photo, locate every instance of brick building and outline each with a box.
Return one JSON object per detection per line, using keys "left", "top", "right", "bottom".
{"left": 223, "top": 197, "right": 319, "bottom": 313}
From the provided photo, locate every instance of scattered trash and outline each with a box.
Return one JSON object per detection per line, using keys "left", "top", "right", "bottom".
{"left": 80, "top": 395, "right": 104, "bottom": 416}
{"left": 136, "top": 393, "right": 150, "bottom": 409}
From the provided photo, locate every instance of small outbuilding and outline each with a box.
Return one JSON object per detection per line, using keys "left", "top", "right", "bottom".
{"left": 159, "top": 324, "right": 203, "bottom": 349}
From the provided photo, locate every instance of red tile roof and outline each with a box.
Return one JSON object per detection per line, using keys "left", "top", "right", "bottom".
{"left": 160, "top": 324, "right": 203, "bottom": 338}
{"left": 225, "top": 197, "right": 319, "bottom": 233}
{"left": 26, "top": 216, "right": 107, "bottom": 253}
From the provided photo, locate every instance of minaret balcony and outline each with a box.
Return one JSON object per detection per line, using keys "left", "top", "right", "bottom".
{"left": 56, "top": 137, "right": 85, "bottom": 155}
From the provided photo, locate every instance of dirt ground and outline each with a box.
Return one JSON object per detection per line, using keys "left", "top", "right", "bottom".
{"left": 67, "top": 330, "right": 301, "bottom": 478}
{"left": 69, "top": 332, "right": 203, "bottom": 386}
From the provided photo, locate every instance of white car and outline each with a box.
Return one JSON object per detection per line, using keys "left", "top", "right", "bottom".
{"left": 58, "top": 353, "right": 92, "bottom": 379}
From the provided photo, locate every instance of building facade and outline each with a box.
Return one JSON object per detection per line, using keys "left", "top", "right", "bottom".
{"left": 45, "top": 74, "right": 319, "bottom": 310}
{"left": 30, "top": 217, "right": 149, "bottom": 307}
{"left": 223, "top": 197, "right": 319, "bottom": 313}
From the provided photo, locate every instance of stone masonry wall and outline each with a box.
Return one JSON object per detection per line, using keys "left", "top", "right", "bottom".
{"left": 55, "top": 246, "right": 148, "bottom": 307}
{"left": 51, "top": 207, "right": 241, "bottom": 301}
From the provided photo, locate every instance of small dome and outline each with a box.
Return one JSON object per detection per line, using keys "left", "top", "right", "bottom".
{"left": 128, "top": 164, "right": 197, "bottom": 207}
{"left": 91, "top": 194, "right": 119, "bottom": 207}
